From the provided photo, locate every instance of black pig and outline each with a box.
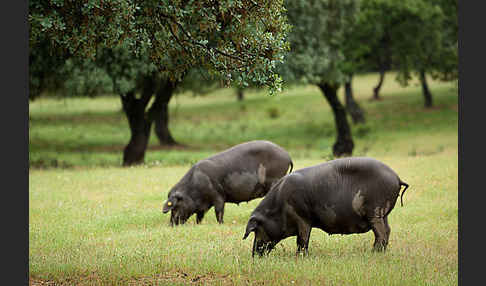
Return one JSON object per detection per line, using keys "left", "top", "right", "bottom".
{"left": 162, "top": 140, "right": 293, "bottom": 225}
{"left": 243, "top": 157, "right": 409, "bottom": 256}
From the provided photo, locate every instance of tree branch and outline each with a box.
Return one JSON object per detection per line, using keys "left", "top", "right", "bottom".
{"left": 157, "top": 12, "right": 249, "bottom": 63}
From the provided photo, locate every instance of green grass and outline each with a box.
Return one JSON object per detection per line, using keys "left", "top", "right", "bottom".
{"left": 29, "top": 72, "right": 458, "bottom": 285}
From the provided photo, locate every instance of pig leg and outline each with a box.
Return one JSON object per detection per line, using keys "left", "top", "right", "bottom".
{"left": 286, "top": 204, "right": 311, "bottom": 256}
{"left": 170, "top": 211, "right": 178, "bottom": 226}
{"left": 383, "top": 216, "right": 391, "bottom": 249}
{"left": 252, "top": 236, "right": 258, "bottom": 257}
{"left": 296, "top": 223, "right": 312, "bottom": 256}
{"left": 369, "top": 217, "right": 387, "bottom": 252}
{"left": 196, "top": 211, "right": 205, "bottom": 224}
{"left": 179, "top": 216, "right": 188, "bottom": 224}
{"left": 214, "top": 199, "right": 225, "bottom": 224}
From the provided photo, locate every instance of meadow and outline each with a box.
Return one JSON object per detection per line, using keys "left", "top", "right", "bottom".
{"left": 29, "top": 72, "right": 458, "bottom": 285}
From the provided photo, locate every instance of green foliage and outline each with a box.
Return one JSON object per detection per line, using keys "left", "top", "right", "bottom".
{"left": 389, "top": 0, "right": 444, "bottom": 85}
{"left": 355, "top": 0, "right": 457, "bottom": 84}
{"left": 29, "top": 0, "right": 291, "bottom": 93}
{"left": 61, "top": 59, "right": 114, "bottom": 97}
{"left": 95, "top": 45, "right": 158, "bottom": 95}
{"left": 29, "top": 38, "right": 70, "bottom": 100}
{"left": 49, "top": 45, "right": 222, "bottom": 99}
{"left": 279, "top": 0, "right": 359, "bottom": 86}
{"left": 176, "top": 68, "right": 226, "bottom": 96}
{"left": 427, "top": 0, "right": 458, "bottom": 82}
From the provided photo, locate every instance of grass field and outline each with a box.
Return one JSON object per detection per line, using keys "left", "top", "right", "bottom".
{"left": 29, "top": 72, "right": 458, "bottom": 285}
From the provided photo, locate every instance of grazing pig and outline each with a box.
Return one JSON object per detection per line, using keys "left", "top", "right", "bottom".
{"left": 243, "top": 157, "right": 409, "bottom": 256}
{"left": 162, "top": 140, "right": 293, "bottom": 225}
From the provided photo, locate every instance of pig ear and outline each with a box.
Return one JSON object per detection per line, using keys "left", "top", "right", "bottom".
{"left": 173, "top": 193, "right": 184, "bottom": 201}
{"left": 243, "top": 218, "right": 258, "bottom": 240}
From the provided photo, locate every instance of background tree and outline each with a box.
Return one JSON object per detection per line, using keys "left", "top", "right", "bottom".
{"left": 95, "top": 46, "right": 181, "bottom": 165}
{"left": 236, "top": 86, "right": 245, "bottom": 101}
{"left": 352, "top": 0, "right": 394, "bottom": 101}
{"left": 45, "top": 46, "right": 226, "bottom": 166}
{"left": 29, "top": 0, "right": 290, "bottom": 166}
{"left": 29, "top": 0, "right": 290, "bottom": 92}
{"left": 30, "top": 1, "right": 290, "bottom": 90}
{"left": 368, "top": 35, "right": 392, "bottom": 101}
{"left": 29, "top": 39, "right": 69, "bottom": 101}
{"left": 356, "top": 0, "right": 456, "bottom": 108}
{"left": 339, "top": 6, "right": 374, "bottom": 125}
{"left": 425, "top": 0, "right": 458, "bottom": 91}
{"left": 279, "top": 0, "right": 359, "bottom": 157}
{"left": 343, "top": 75, "right": 366, "bottom": 124}
{"left": 387, "top": 0, "right": 445, "bottom": 108}
{"left": 61, "top": 58, "right": 114, "bottom": 98}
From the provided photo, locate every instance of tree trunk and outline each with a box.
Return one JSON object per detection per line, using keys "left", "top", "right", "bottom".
{"left": 372, "top": 68, "right": 385, "bottom": 100}
{"left": 344, "top": 75, "right": 366, "bottom": 124}
{"left": 120, "top": 76, "right": 155, "bottom": 166}
{"left": 371, "top": 33, "right": 391, "bottom": 101}
{"left": 317, "top": 83, "right": 354, "bottom": 157}
{"left": 419, "top": 70, "right": 433, "bottom": 108}
{"left": 236, "top": 87, "right": 244, "bottom": 101}
{"left": 150, "top": 79, "right": 178, "bottom": 145}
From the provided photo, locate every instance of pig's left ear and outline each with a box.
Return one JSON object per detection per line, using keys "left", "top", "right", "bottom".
{"left": 243, "top": 218, "right": 259, "bottom": 240}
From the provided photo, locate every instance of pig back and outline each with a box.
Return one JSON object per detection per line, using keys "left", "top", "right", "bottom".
{"left": 200, "top": 141, "right": 292, "bottom": 203}
{"left": 286, "top": 158, "right": 402, "bottom": 234}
